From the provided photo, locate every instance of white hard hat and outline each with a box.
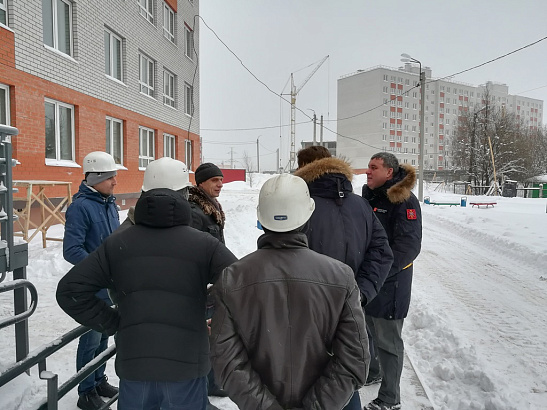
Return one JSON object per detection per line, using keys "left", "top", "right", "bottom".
{"left": 142, "top": 157, "right": 192, "bottom": 192}
{"left": 82, "top": 151, "right": 117, "bottom": 173}
{"left": 257, "top": 174, "right": 315, "bottom": 232}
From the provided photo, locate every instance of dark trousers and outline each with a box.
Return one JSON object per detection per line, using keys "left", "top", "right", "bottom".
{"left": 118, "top": 377, "right": 207, "bottom": 410}
{"left": 343, "top": 391, "right": 362, "bottom": 410}
{"left": 76, "top": 330, "right": 109, "bottom": 394}
{"left": 366, "top": 316, "right": 405, "bottom": 405}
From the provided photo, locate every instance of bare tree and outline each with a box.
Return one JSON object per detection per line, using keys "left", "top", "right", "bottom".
{"left": 451, "top": 88, "right": 547, "bottom": 190}
{"left": 242, "top": 151, "right": 255, "bottom": 187}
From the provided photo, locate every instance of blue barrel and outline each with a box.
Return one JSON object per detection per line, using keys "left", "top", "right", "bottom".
{"left": 424, "top": 196, "right": 430, "bottom": 204}
{"left": 461, "top": 196, "right": 467, "bottom": 207}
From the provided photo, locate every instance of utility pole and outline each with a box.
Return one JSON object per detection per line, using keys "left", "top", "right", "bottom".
{"left": 276, "top": 148, "right": 280, "bottom": 174}
{"left": 418, "top": 69, "right": 425, "bottom": 202}
{"left": 320, "top": 115, "right": 324, "bottom": 146}
{"left": 312, "top": 114, "right": 317, "bottom": 144}
{"left": 256, "top": 136, "right": 260, "bottom": 173}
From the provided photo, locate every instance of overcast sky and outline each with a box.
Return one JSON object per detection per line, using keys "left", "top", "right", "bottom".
{"left": 198, "top": 0, "right": 547, "bottom": 171}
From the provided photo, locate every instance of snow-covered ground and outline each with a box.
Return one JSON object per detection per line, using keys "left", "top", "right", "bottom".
{"left": 1, "top": 173, "right": 547, "bottom": 410}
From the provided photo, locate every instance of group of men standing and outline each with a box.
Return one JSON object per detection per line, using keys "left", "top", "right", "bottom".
{"left": 57, "top": 148, "right": 421, "bottom": 410}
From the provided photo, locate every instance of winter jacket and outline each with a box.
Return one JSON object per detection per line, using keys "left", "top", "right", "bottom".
{"left": 63, "top": 181, "right": 120, "bottom": 265}
{"left": 362, "top": 164, "right": 422, "bottom": 320}
{"left": 294, "top": 157, "right": 393, "bottom": 305}
{"left": 189, "top": 186, "right": 225, "bottom": 244}
{"left": 57, "top": 188, "right": 238, "bottom": 382}
{"left": 63, "top": 181, "right": 119, "bottom": 303}
{"left": 210, "top": 232, "right": 369, "bottom": 410}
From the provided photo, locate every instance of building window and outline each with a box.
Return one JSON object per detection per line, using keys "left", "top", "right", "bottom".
{"left": 163, "top": 69, "right": 175, "bottom": 107}
{"left": 184, "top": 139, "right": 192, "bottom": 169}
{"left": 139, "top": 0, "right": 154, "bottom": 24}
{"left": 185, "top": 25, "right": 194, "bottom": 59}
{"left": 106, "top": 117, "right": 123, "bottom": 165}
{"left": 139, "top": 126, "right": 155, "bottom": 168}
{"left": 164, "top": 133, "right": 176, "bottom": 158}
{"left": 0, "top": 0, "right": 7, "bottom": 26}
{"left": 163, "top": 3, "right": 175, "bottom": 43}
{"left": 0, "top": 83, "right": 9, "bottom": 125}
{"left": 139, "top": 53, "right": 155, "bottom": 96}
{"left": 42, "top": 0, "right": 73, "bottom": 56}
{"left": 185, "top": 82, "right": 193, "bottom": 116}
{"left": 45, "top": 98, "right": 74, "bottom": 161}
{"left": 104, "top": 29, "right": 123, "bottom": 81}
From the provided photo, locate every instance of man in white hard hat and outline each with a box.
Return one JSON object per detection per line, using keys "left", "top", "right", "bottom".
{"left": 63, "top": 151, "right": 120, "bottom": 410}
{"left": 57, "top": 157, "right": 237, "bottom": 410}
{"left": 210, "top": 173, "right": 369, "bottom": 410}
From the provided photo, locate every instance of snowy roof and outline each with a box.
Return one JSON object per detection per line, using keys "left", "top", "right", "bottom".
{"left": 525, "top": 174, "right": 547, "bottom": 182}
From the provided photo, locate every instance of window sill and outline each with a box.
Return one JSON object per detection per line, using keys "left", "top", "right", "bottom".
{"left": 105, "top": 75, "right": 127, "bottom": 87}
{"left": 163, "top": 103, "right": 177, "bottom": 110}
{"left": 139, "top": 92, "right": 156, "bottom": 101}
{"left": 44, "top": 44, "right": 78, "bottom": 63}
{"left": 0, "top": 23, "right": 14, "bottom": 33}
{"left": 45, "top": 159, "right": 81, "bottom": 168}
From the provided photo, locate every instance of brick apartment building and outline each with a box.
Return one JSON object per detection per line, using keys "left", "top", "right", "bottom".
{"left": 0, "top": 0, "right": 200, "bottom": 206}
{"left": 337, "top": 64, "right": 543, "bottom": 172}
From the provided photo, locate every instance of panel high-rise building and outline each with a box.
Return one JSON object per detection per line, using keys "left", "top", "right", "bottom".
{"left": 337, "top": 64, "right": 543, "bottom": 172}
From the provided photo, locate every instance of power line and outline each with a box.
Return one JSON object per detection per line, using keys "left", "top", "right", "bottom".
{"left": 201, "top": 120, "right": 311, "bottom": 132}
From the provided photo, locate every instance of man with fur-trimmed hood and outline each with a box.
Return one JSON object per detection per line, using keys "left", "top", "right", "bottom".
{"left": 294, "top": 146, "right": 393, "bottom": 313}
{"left": 361, "top": 152, "right": 422, "bottom": 410}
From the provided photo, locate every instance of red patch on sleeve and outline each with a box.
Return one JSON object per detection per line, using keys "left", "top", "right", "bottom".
{"left": 407, "top": 209, "right": 417, "bottom": 220}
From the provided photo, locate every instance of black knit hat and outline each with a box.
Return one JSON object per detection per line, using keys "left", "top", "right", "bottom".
{"left": 195, "top": 163, "right": 223, "bottom": 185}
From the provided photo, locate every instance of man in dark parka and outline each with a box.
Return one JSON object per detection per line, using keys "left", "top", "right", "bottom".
{"left": 362, "top": 152, "right": 422, "bottom": 410}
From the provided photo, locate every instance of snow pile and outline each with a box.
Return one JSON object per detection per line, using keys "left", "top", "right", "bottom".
{"left": 1, "top": 176, "right": 546, "bottom": 409}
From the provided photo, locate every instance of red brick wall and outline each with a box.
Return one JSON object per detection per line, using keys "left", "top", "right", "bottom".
{"left": 0, "top": 63, "right": 200, "bottom": 200}
{"left": 0, "top": 27, "right": 15, "bottom": 69}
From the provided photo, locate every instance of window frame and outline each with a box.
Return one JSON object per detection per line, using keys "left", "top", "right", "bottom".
{"left": 106, "top": 116, "right": 124, "bottom": 166}
{"left": 184, "top": 139, "right": 192, "bottom": 170}
{"left": 43, "top": 0, "right": 73, "bottom": 56}
{"left": 138, "top": 0, "right": 154, "bottom": 24}
{"left": 139, "top": 53, "right": 155, "bottom": 97}
{"left": 0, "top": 0, "right": 7, "bottom": 27}
{"left": 0, "top": 83, "right": 10, "bottom": 126}
{"left": 44, "top": 98, "right": 75, "bottom": 163}
{"left": 185, "top": 25, "right": 194, "bottom": 60}
{"left": 163, "top": 69, "right": 175, "bottom": 108}
{"left": 104, "top": 29, "right": 123, "bottom": 82}
{"left": 139, "top": 126, "right": 155, "bottom": 169}
{"left": 163, "top": 3, "right": 175, "bottom": 43}
{"left": 184, "top": 82, "right": 193, "bottom": 116}
{"left": 163, "top": 133, "right": 176, "bottom": 159}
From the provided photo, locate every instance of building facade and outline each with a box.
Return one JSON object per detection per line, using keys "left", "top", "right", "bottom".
{"left": 337, "top": 64, "right": 543, "bottom": 172}
{"left": 0, "top": 0, "right": 200, "bottom": 201}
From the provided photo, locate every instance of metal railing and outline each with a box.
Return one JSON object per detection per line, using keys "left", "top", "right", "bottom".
{"left": 0, "top": 278, "right": 38, "bottom": 329}
{"left": 0, "top": 325, "right": 117, "bottom": 410}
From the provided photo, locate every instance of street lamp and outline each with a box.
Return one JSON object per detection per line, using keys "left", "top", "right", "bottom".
{"left": 401, "top": 53, "right": 425, "bottom": 202}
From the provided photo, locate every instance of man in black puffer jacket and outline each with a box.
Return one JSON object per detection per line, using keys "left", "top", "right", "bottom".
{"left": 57, "top": 159, "right": 237, "bottom": 410}
{"left": 294, "top": 146, "right": 393, "bottom": 307}
{"left": 361, "top": 152, "right": 422, "bottom": 410}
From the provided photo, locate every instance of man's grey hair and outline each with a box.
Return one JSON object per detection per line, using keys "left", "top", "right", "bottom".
{"left": 371, "top": 152, "right": 400, "bottom": 174}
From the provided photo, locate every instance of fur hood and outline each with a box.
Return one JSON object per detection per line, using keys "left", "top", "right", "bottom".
{"left": 385, "top": 164, "right": 417, "bottom": 204}
{"left": 293, "top": 157, "right": 353, "bottom": 183}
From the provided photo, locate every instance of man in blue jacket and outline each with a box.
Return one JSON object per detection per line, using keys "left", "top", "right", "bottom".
{"left": 362, "top": 152, "right": 422, "bottom": 410}
{"left": 63, "top": 151, "right": 120, "bottom": 410}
